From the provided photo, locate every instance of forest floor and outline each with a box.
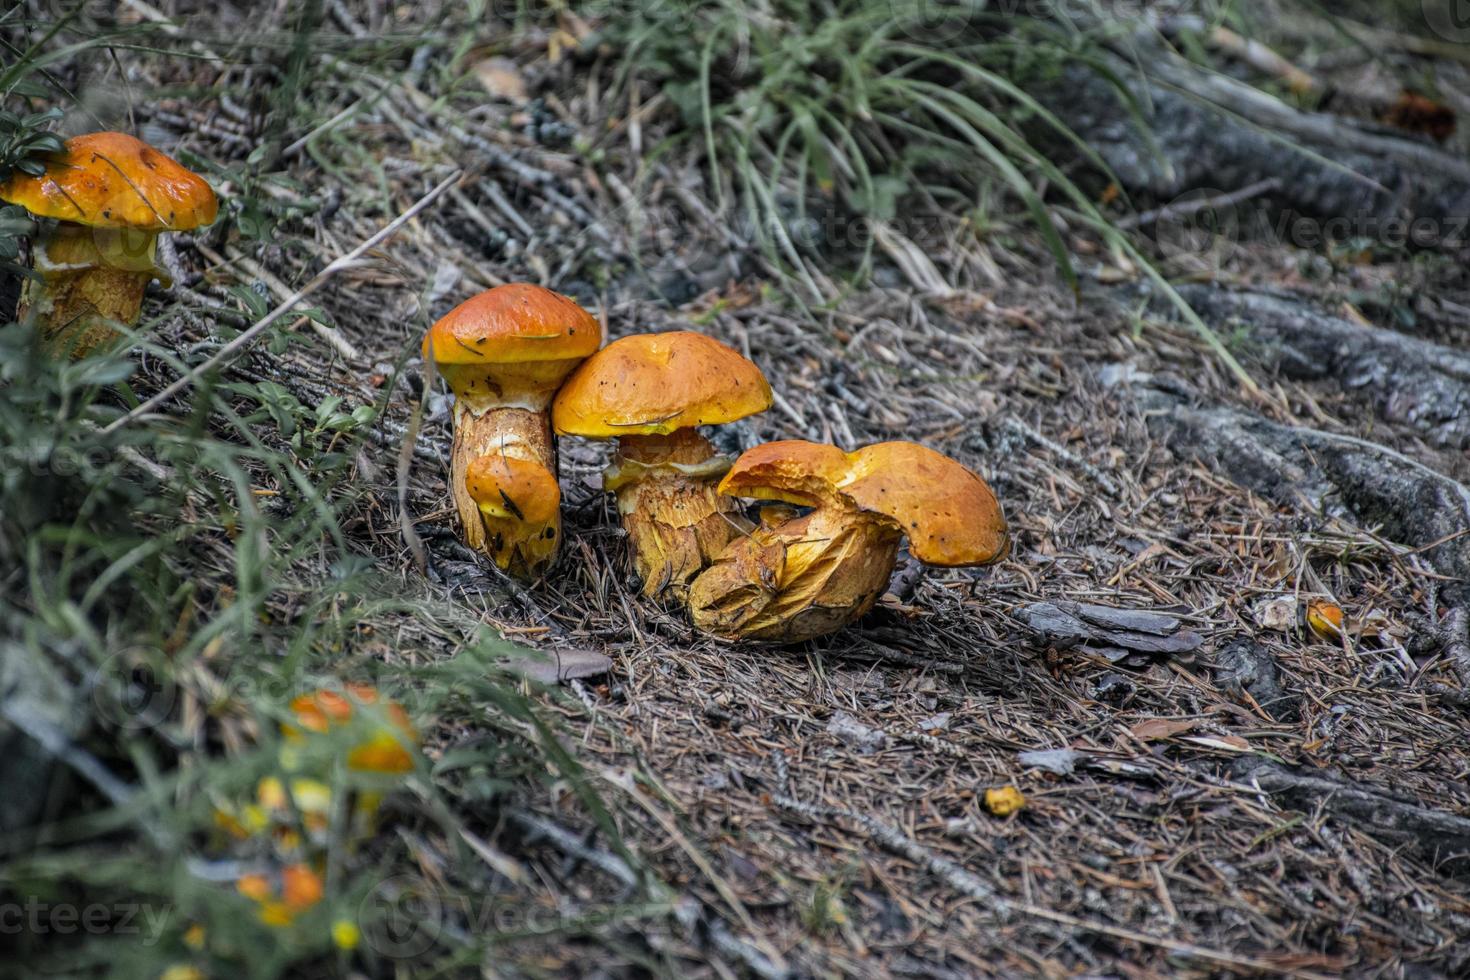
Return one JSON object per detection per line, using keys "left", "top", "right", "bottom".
{"left": 5, "top": 2, "right": 1470, "bottom": 977}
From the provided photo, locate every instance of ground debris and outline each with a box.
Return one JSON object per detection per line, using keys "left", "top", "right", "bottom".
{"left": 1213, "top": 636, "right": 1300, "bottom": 722}
{"left": 1016, "top": 600, "right": 1204, "bottom": 663}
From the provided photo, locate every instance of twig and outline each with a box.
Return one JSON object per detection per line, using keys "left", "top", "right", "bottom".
{"left": 1116, "top": 178, "right": 1281, "bottom": 231}
{"left": 1004, "top": 417, "right": 1121, "bottom": 498}
{"left": 198, "top": 243, "right": 363, "bottom": 361}
{"left": 509, "top": 810, "right": 638, "bottom": 890}
{"left": 103, "top": 171, "right": 461, "bottom": 435}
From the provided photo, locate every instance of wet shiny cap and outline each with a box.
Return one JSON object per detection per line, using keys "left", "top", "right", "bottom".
{"left": 0, "top": 132, "right": 217, "bottom": 230}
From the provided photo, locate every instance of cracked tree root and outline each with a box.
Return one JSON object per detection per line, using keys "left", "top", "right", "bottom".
{"left": 1233, "top": 758, "right": 1470, "bottom": 875}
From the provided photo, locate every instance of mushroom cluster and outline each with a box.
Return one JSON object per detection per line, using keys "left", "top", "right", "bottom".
{"left": 423, "top": 288, "right": 1009, "bottom": 645}
{"left": 688, "top": 440, "right": 1009, "bottom": 643}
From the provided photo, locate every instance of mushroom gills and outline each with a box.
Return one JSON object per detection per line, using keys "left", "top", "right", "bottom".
{"left": 606, "top": 428, "right": 751, "bottom": 601}
{"left": 688, "top": 506, "right": 901, "bottom": 643}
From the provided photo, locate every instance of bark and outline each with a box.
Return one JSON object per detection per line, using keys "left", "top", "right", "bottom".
{"left": 1164, "top": 285, "right": 1470, "bottom": 450}
{"left": 1016, "top": 601, "right": 1203, "bottom": 665}
{"left": 1130, "top": 384, "right": 1470, "bottom": 605}
{"left": 1045, "top": 49, "right": 1470, "bottom": 245}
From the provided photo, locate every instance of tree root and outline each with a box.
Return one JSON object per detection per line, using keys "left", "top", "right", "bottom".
{"left": 1166, "top": 285, "right": 1470, "bottom": 450}
{"left": 1131, "top": 384, "right": 1470, "bottom": 606}
{"left": 1232, "top": 758, "right": 1470, "bottom": 876}
{"left": 1044, "top": 46, "right": 1470, "bottom": 246}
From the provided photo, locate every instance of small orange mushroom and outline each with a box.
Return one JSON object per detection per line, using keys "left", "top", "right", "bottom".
{"left": 689, "top": 440, "right": 1009, "bottom": 643}
{"left": 285, "top": 683, "right": 417, "bottom": 775}
{"left": 237, "top": 863, "right": 325, "bottom": 927}
{"left": 552, "top": 331, "right": 773, "bottom": 599}
{"left": 422, "top": 283, "right": 600, "bottom": 577}
{"left": 0, "top": 132, "right": 217, "bottom": 356}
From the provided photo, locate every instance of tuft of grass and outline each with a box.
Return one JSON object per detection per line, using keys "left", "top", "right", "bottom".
{"left": 0, "top": 19, "right": 642, "bottom": 977}
{"left": 591, "top": 0, "right": 1255, "bottom": 385}
{"left": 594, "top": 2, "right": 1112, "bottom": 287}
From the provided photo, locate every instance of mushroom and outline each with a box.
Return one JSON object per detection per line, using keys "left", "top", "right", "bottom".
{"left": 551, "top": 331, "right": 773, "bottom": 599}
{"left": 422, "top": 283, "right": 600, "bottom": 577}
{"left": 0, "top": 132, "right": 218, "bottom": 356}
{"left": 285, "top": 683, "right": 417, "bottom": 775}
{"left": 688, "top": 440, "right": 1009, "bottom": 643}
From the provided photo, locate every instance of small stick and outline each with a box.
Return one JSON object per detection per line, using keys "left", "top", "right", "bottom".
{"left": 103, "top": 171, "right": 462, "bottom": 435}
{"left": 1004, "top": 417, "right": 1121, "bottom": 498}
{"left": 1116, "top": 178, "right": 1281, "bottom": 231}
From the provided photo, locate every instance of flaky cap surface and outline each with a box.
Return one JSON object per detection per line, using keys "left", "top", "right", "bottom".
{"left": 552, "top": 331, "right": 771, "bottom": 437}
{"left": 717, "top": 440, "right": 850, "bottom": 506}
{"left": 0, "top": 132, "right": 217, "bottom": 230}
{"left": 423, "top": 283, "right": 601, "bottom": 366}
{"left": 719, "top": 439, "right": 1009, "bottom": 566}
{"left": 465, "top": 454, "right": 561, "bottom": 525}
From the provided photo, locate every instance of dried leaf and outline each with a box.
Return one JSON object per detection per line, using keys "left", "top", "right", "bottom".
{"left": 1182, "top": 734, "right": 1251, "bottom": 753}
{"left": 493, "top": 648, "right": 612, "bottom": 685}
{"left": 1252, "top": 596, "right": 1298, "bottom": 633}
{"left": 826, "top": 712, "right": 887, "bottom": 754}
{"left": 472, "top": 57, "right": 528, "bottom": 103}
{"left": 1129, "top": 717, "right": 1200, "bottom": 741}
{"left": 1018, "top": 748, "right": 1082, "bottom": 774}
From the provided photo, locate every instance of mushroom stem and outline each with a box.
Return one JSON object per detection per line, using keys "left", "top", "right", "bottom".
{"left": 604, "top": 428, "right": 751, "bottom": 600}
{"left": 451, "top": 403, "right": 558, "bottom": 573}
{"left": 688, "top": 505, "right": 902, "bottom": 643}
{"left": 21, "top": 222, "right": 159, "bottom": 356}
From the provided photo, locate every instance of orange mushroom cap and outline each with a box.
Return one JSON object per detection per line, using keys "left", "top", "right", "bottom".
{"left": 719, "top": 440, "right": 1010, "bottom": 566}
{"left": 422, "top": 283, "right": 601, "bottom": 367}
{"left": 465, "top": 454, "right": 561, "bottom": 525}
{"left": 842, "top": 442, "right": 1009, "bottom": 566}
{"left": 0, "top": 132, "right": 217, "bottom": 230}
{"left": 552, "top": 331, "right": 772, "bottom": 438}
{"left": 285, "top": 685, "right": 416, "bottom": 774}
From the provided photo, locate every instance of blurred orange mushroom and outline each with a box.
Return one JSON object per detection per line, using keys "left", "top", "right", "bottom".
{"left": 285, "top": 683, "right": 416, "bottom": 775}
{"left": 237, "top": 862, "right": 325, "bottom": 927}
